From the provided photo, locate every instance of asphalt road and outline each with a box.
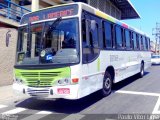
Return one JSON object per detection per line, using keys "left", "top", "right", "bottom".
{"left": 1, "top": 65, "right": 160, "bottom": 120}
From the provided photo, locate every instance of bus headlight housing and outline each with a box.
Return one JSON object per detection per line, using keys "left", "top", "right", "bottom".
{"left": 15, "top": 78, "right": 25, "bottom": 84}
{"left": 57, "top": 78, "right": 79, "bottom": 85}
{"left": 57, "top": 78, "right": 71, "bottom": 86}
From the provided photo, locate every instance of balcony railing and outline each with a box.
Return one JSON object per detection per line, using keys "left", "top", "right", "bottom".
{"left": 0, "top": 0, "right": 31, "bottom": 22}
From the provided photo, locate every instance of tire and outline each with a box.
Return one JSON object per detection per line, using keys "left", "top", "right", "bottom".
{"left": 139, "top": 63, "right": 144, "bottom": 78}
{"left": 101, "top": 71, "right": 112, "bottom": 97}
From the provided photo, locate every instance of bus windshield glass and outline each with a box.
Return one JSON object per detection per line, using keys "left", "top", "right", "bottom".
{"left": 16, "top": 18, "right": 79, "bottom": 65}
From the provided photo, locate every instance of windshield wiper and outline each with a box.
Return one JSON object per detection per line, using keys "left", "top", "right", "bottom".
{"left": 40, "top": 17, "right": 62, "bottom": 47}
{"left": 46, "top": 17, "right": 62, "bottom": 34}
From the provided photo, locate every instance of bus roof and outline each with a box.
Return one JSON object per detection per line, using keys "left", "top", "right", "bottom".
{"left": 21, "top": 2, "right": 150, "bottom": 38}
{"left": 79, "top": 2, "right": 149, "bottom": 38}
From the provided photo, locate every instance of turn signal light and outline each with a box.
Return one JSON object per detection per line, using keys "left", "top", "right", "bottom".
{"left": 72, "top": 78, "right": 79, "bottom": 84}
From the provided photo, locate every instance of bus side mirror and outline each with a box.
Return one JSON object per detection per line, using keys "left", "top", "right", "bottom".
{"left": 90, "top": 20, "right": 96, "bottom": 31}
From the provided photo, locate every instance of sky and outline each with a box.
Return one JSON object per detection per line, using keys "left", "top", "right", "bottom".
{"left": 123, "top": 0, "right": 160, "bottom": 41}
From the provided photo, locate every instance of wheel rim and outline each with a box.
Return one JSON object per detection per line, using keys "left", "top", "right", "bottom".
{"left": 104, "top": 78, "right": 111, "bottom": 89}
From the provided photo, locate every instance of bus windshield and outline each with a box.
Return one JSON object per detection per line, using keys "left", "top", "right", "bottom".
{"left": 16, "top": 18, "right": 79, "bottom": 65}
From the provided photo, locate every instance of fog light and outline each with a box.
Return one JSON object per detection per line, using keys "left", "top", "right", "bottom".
{"left": 58, "top": 80, "right": 62, "bottom": 84}
{"left": 64, "top": 79, "right": 69, "bottom": 83}
{"left": 50, "top": 89, "right": 53, "bottom": 95}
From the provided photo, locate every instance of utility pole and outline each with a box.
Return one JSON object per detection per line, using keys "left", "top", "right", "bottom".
{"left": 152, "top": 23, "right": 160, "bottom": 54}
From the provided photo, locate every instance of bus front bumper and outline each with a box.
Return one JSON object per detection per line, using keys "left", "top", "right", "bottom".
{"left": 12, "top": 83, "right": 79, "bottom": 100}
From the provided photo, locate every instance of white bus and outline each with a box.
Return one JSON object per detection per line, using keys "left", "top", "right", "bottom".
{"left": 13, "top": 2, "right": 151, "bottom": 99}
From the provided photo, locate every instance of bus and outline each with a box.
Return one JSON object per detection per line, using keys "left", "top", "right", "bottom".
{"left": 13, "top": 2, "right": 151, "bottom": 99}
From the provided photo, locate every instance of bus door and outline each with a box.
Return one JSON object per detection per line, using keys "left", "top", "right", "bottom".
{"left": 82, "top": 14, "right": 100, "bottom": 92}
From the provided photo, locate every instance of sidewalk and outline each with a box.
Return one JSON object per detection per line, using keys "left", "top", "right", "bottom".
{"left": 0, "top": 85, "right": 29, "bottom": 104}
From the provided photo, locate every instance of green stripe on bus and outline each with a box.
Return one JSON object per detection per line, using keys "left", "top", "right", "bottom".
{"left": 97, "top": 58, "right": 100, "bottom": 71}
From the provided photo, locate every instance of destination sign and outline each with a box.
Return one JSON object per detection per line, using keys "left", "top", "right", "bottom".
{"left": 20, "top": 4, "right": 78, "bottom": 24}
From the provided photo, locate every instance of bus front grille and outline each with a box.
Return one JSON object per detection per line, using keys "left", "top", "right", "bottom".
{"left": 20, "top": 72, "right": 60, "bottom": 87}
{"left": 21, "top": 72, "right": 60, "bottom": 77}
{"left": 26, "top": 78, "right": 53, "bottom": 87}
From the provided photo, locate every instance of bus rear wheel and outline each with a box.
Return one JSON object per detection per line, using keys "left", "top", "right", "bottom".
{"left": 101, "top": 71, "right": 112, "bottom": 97}
{"left": 139, "top": 63, "right": 144, "bottom": 78}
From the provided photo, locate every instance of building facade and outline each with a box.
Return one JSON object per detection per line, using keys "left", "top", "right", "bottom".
{"left": 0, "top": 0, "right": 30, "bottom": 86}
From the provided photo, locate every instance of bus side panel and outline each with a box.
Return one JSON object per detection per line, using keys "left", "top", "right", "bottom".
{"left": 100, "top": 50, "right": 151, "bottom": 84}
{"left": 78, "top": 50, "right": 151, "bottom": 99}
{"left": 113, "top": 51, "right": 151, "bottom": 83}
{"left": 79, "top": 58, "right": 104, "bottom": 98}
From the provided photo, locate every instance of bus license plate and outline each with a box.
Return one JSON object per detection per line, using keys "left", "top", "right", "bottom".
{"left": 57, "top": 88, "right": 70, "bottom": 94}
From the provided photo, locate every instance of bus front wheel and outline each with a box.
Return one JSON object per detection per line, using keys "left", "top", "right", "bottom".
{"left": 101, "top": 71, "right": 112, "bottom": 97}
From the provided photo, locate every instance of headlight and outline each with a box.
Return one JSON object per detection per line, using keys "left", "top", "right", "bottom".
{"left": 15, "top": 78, "right": 25, "bottom": 84}
{"left": 57, "top": 78, "right": 71, "bottom": 86}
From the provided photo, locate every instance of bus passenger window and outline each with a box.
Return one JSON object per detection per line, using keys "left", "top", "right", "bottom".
{"left": 143, "top": 36, "right": 146, "bottom": 50}
{"left": 103, "top": 22, "right": 112, "bottom": 48}
{"left": 82, "top": 19, "right": 87, "bottom": 47}
{"left": 140, "top": 36, "right": 144, "bottom": 50}
{"left": 121, "top": 28, "right": 124, "bottom": 48}
{"left": 145, "top": 37, "right": 148, "bottom": 51}
{"left": 129, "top": 31, "right": 133, "bottom": 49}
{"left": 139, "top": 35, "right": 142, "bottom": 50}
{"left": 125, "top": 30, "right": 131, "bottom": 50}
{"left": 148, "top": 38, "right": 151, "bottom": 51}
{"left": 136, "top": 34, "right": 140, "bottom": 50}
{"left": 133, "top": 33, "right": 137, "bottom": 50}
{"left": 115, "top": 26, "right": 123, "bottom": 49}
{"left": 131, "top": 32, "right": 134, "bottom": 49}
